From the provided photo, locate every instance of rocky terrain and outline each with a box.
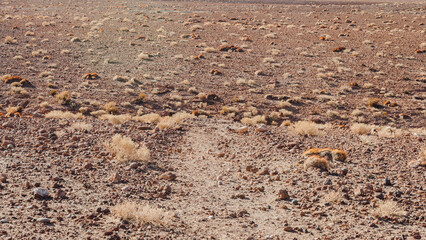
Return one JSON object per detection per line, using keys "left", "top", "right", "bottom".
{"left": 0, "top": 0, "right": 425, "bottom": 239}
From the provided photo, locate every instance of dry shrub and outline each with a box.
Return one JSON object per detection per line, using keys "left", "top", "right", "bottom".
{"left": 366, "top": 98, "right": 381, "bottom": 108}
{"left": 377, "top": 126, "right": 403, "bottom": 138}
{"left": 291, "top": 121, "right": 322, "bottom": 136}
{"left": 112, "top": 202, "right": 169, "bottom": 226}
{"left": 4, "top": 36, "right": 17, "bottom": 44}
{"left": 90, "top": 110, "right": 107, "bottom": 117}
{"left": 408, "top": 147, "right": 426, "bottom": 167}
{"left": 32, "top": 49, "right": 48, "bottom": 57}
{"left": 350, "top": 123, "right": 374, "bottom": 135}
{"left": 56, "top": 91, "right": 70, "bottom": 105}
{"left": 372, "top": 201, "right": 406, "bottom": 219}
{"left": 40, "top": 102, "right": 50, "bottom": 108}
{"left": 104, "top": 102, "right": 119, "bottom": 114}
{"left": 304, "top": 155, "right": 330, "bottom": 171}
{"left": 324, "top": 191, "right": 342, "bottom": 204}
{"left": 45, "top": 110, "right": 83, "bottom": 119}
{"left": 220, "top": 106, "right": 239, "bottom": 115}
{"left": 331, "top": 149, "right": 348, "bottom": 162}
{"left": 105, "top": 134, "right": 150, "bottom": 163}
{"left": 5, "top": 106, "right": 22, "bottom": 116}
{"left": 100, "top": 114, "right": 131, "bottom": 125}
{"left": 157, "top": 112, "right": 194, "bottom": 130}
{"left": 133, "top": 113, "right": 161, "bottom": 123}
{"left": 68, "top": 122, "right": 93, "bottom": 131}
{"left": 241, "top": 115, "right": 266, "bottom": 125}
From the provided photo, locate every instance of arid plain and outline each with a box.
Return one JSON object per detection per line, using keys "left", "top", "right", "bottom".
{"left": 0, "top": 0, "right": 425, "bottom": 239}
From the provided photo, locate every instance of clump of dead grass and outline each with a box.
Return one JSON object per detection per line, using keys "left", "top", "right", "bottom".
{"left": 100, "top": 114, "right": 131, "bottom": 125}
{"left": 157, "top": 112, "right": 194, "bottom": 130}
{"left": 68, "top": 122, "right": 93, "bottom": 132}
{"left": 112, "top": 201, "right": 169, "bottom": 226}
{"left": 304, "top": 155, "right": 330, "bottom": 171}
{"left": 240, "top": 115, "right": 266, "bottom": 125}
{"left": 290, "top": 121, "right": 322, "bottom": 136}
{"left": 350, "top": 123, "right": 374, "bottom": 135}
{"left": 372, "top": 201, "right": 406, "bottom": 219}
{"left": 56, "top": 91, "right": 70, "bottom": 105}
{"left": 45, "top": 110, "right": 83, "bottom": 119}
{"left": 4, "top": 36, "right": 17, "bottom": 44}
{"left": 104, "top": 102, "right": 119, "bottom": 114}
{"left": 105, "top": 134, "right": 150, "bottom": 163}
{"left": 133, "top": 113, "right": 161, "bottom": 123}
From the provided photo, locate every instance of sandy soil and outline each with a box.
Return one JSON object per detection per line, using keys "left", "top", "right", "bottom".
{"left": 0, "top": 0, "right": 425, "bottom": 239}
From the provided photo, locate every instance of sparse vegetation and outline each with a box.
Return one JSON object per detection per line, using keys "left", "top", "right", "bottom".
{"left": 372, "top": 201, "right": 406, "bottom": 219}
{"left": 105, "top": 134, "right": 150, "bottom": 163}
{"left": 304, "top": 155, "right": 330, "bottom": 171}
{"left": 290, "top": 121, "right": 322, "bottom": 136}
{"left": 45, "top": 110, "right": 83, "bottom": 119}
{"left": 112, "top": 202, "right": 169, "bottom": 226}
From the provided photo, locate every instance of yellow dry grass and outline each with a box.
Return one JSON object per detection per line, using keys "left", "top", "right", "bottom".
{"left": 104, "top": 134, "right": 150, "bottom": 163}
{"left": 112, "top": 202, "right": 169, "bottom": 226}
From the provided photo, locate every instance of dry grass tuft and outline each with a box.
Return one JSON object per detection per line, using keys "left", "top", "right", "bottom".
{"left": 4, "top": 36, "right": 17, "bottom": 44}
{"left": 377, "top": 126, "right": 403, "bottom": 138}
{"left": 133, "top": 113, "right": 161, "bottom": 123}
{"left": 290, "top": 121, "right": 322, "bottom": 136}
{"left": 331, "top": 149, "right": 348, "bottom": 162}
{"left": 100, "top": 114, "right": 131, "bottom": 125}
{"left": 157, "top": 112, "right": 194, "bottom": 130}
{"left": 105, "top": 134, "right": 150, "bottom": 163}
{"left": 350, "top": 123, "right": 374, "bottom": 135}
{"left": 112, "top": 202, "right": 169, "bottom": 226}
{"left": 240, "top": 115, "right": 266, "bottom": 125}
{"left": 56, "top": 91, "right": 70, "bottom": 105}
{"left": 68, "top": 122, "right": 93, "bottom": 131}
{"left": 324, "top": 191, "right": 342, "bottom": 204}
{"left": 304, "top": 155, "right": 330, "bottom": 171}
{"left": 104, "top": 102, "right": 119, "bottom": 114}
{"left": 366, "top": 98, "right": 381, "bottom": 108}
{"left": 372, "top": 201, "right": 406, "bottom": 219}
{"left": 45, "top": 110, "right": 83, "bottom": 119}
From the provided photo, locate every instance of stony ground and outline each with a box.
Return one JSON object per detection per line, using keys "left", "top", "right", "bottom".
{"left": 0, "top": 0, "right": 425, "bottom": 239}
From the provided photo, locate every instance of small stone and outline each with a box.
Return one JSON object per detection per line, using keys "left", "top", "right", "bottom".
{"left": 291, "top": 199, "right": 299, "bottom": 205}
{"left": 54, "top": 189, "right": 66, "bottom": 199}
{"left": 340, "top": 168, "right": 348, "bottom": 176}
{"left": 110, "top": 172, "right": 121, "bottom": 183}
{"left": 324, "top": 179, "right": 332, "bottom": 186}
{"left": 231, "top": 194, "right": 246, "bottom": 199}
{"left": 122, "top": 186, "right": 130, "bottom": 191}
{"left": 256, "top": 167, "right": 269, "bottom": 175}
{"left": 33, "top": 188, "right": 49, "bottom": 199}
{"left": 384, "top": 178, "right": 392, "bottom": 186}
{"left": 413, "top": 232, "right": 421, "bottom": 239}
{"left": 283, "top": 226, "right": 295, "bottom": 232}
{"left": 159, "top": 171, "right": 177, "bottom": 181}
{"left": 1, "top": 121, "right": 14, "bottom": 128}
{"left": 83, "top": 163, "right": 93, "bottom": 170}
{"left": 129, "top": 162, "right": 139, "bottom": 169}
{"left": 0, "top": 174, "right": 7, "bottom": 183}
{"left": 36, "top": 218, "right": 51, "bottom": 223}
{"left": 70, "top": 37, "right": 81, "bottom": 42}
{"left": 236, "top": 126, "right": 248, "bottom": 134}
{"left": 1, "top": 218, "right": 8, "bottom": 223}
{"left": 369, "top": 223, "right": 378, "bottom": 228}
{"left": 256, "top": 124, "right": 268, "bottom": 132}
{"left": 277, "top": 189, "right": 290, "bottom": 201}
{"left": 24, "top": 181, "right": 33, "bottom": 189}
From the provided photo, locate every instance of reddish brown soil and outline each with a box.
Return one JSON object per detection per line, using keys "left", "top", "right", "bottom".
{"left": 0, "top": 0, "right": 425, "bottom": 239}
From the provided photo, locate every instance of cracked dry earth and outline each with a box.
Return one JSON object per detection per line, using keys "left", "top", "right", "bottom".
{"left": 0, "top": 0, "right": 425, "bottom": 239}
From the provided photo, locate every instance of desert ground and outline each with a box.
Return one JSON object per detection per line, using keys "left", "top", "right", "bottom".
{"left": 0, "top": 0, "right": 425, "bottom": 239}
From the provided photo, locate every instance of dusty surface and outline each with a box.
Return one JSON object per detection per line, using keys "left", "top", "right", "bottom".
{"left": 0, "top": 0, "right": 425, "bottom": 239}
